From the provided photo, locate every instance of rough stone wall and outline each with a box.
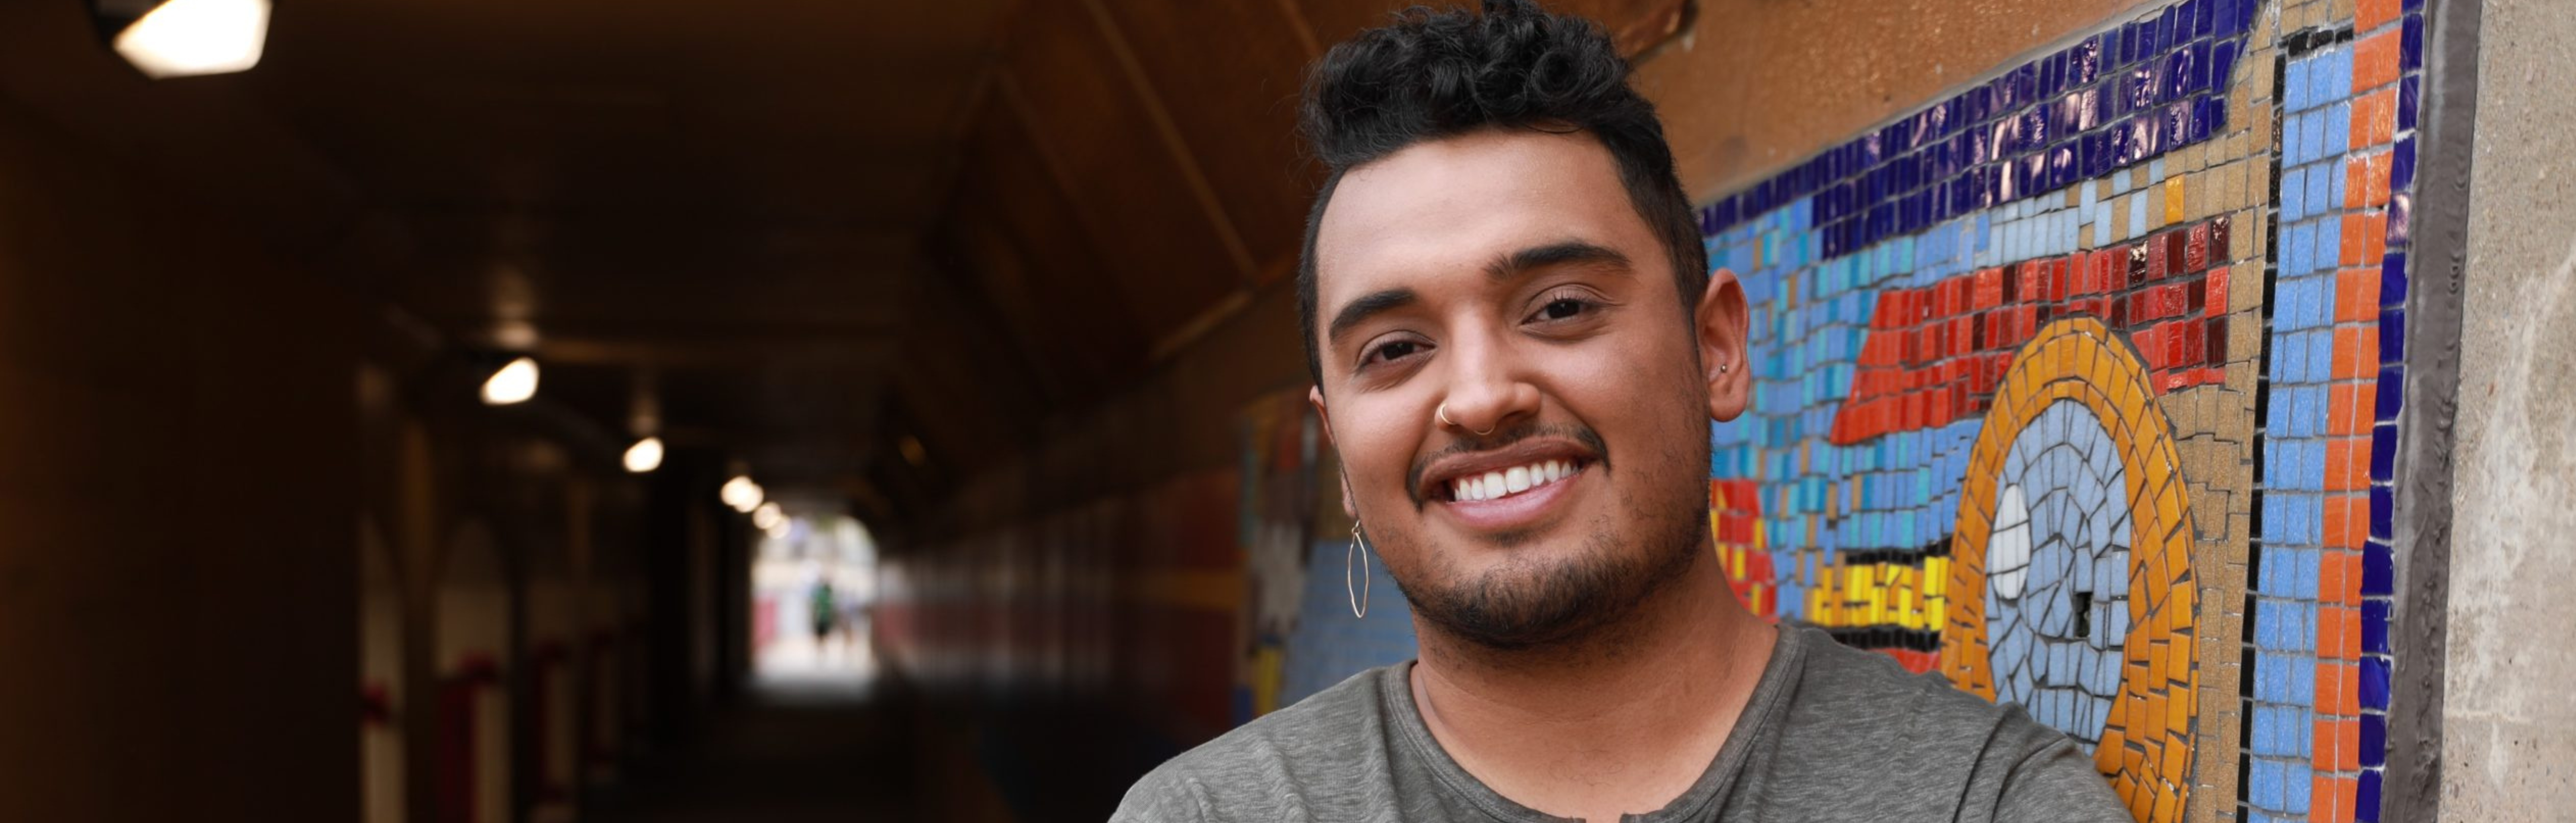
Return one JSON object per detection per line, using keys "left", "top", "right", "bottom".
{"left": 2439, "top": 0, "right": 2576, "bottom": 817}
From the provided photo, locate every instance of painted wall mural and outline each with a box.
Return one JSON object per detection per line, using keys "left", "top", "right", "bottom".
{"left": 1692, "top": 0, "right": 2433, "bottom": 822}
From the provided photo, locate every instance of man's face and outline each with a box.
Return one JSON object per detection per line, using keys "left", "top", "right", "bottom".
{"left": 1308, "top": 129, "right": 1737, "bottom": 650}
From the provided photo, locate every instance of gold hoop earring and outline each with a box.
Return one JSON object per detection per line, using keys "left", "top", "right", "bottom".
{"left": 1346, "top": 521, "right": 1371, "bottom": 618}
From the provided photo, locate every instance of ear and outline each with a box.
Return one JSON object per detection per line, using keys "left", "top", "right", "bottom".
{"left": 1311, "top": 385, "right": 1358, "bottom": 520}
{"left": 1696, "top": 267, "right": 1751, "bottom": 423}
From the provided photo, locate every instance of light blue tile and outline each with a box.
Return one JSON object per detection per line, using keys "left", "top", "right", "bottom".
{"left": 2310, "top": 47, "right": 2340, "bottom": 110}
{"left": 2305, "top": 114, "right": 2329, "bottom": 168}
{"left": 2298, "top": 166, "right": 2318, "bottom": 222}
{"left": 2328, "top": 101, "right": 2353, "bottom": 157}
{"left": 2287, "top": 56, "right": 2313, "bottom": 112}
{"left": 2318, "top": 169, "right": 2339, "bottom": 226}
{"left": 2308, "top": 330, "right": 2334, "bottom": 382}
{"left": 2286, "top": 762, "right": 2314, "bottom": 813}
{"left": 2329, "top": 47, "right": 2355, "bottom": 102}
{"left": 2286, "top": 112, "right": 2311, "bottom": 164}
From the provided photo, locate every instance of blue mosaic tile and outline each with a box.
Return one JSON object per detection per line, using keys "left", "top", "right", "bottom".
{"left": 2361, "top": 656, "right": 2392, "bottom": 709}
{"left": 2382, "top": 251, "right": 2411, "bottom": 308}
{"left": 2363, "top": 600, "right": 2392, "bottom": 655}
{"left": 2397, "top": 75, "right": 2420, "bottom": 133}
{"left": 2393, "top": 135, "right": 2417, "bottom": 192}
{"left": 2285, "top": 762, "right": 2313, "bottom": 813}
{"left": 2358, "top": 768, "right": 2385, "bottom": 822}
{"left": 2402, "top": 14, "right": 2425, "bottom": 72}
{"left": 2364, "top": 541, "right": 2397, "bottom": 596}
{"left": 2370, "top": 485, "right": 2397, "bottom": 543}
{"left": 2382, "top": 308, "right": 2408, "bottom": 362}
{"left": 2371, "top": 424, "right": 2400, "bottom": 481}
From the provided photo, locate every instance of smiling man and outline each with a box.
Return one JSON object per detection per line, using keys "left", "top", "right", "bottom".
{"left": 1112, "top": 2, "right": 2130, "bottom": 822}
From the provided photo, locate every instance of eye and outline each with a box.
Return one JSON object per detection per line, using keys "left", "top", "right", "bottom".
{"left": 1525, "top": 288, "right": 1607, "bottom": 325}
{"left": 1360, "top": 337, "right": 1428, "bottom": 368}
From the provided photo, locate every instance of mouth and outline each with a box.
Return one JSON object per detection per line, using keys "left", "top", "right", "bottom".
{"left": 1417, "top": 438, "right": 1601, "bottom": 533}
{"left": 1431, "top": 456, "right": 1590, "bottom": 503}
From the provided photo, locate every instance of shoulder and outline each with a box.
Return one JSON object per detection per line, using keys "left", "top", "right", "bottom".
{"left": 1781, "top": 628, "right": 2028, "bottom": 738}
{"left": 1765, "top": 628, "right": 2125, "bottom": 820}
{"left": 1112, "top": 665, "right": 1402, "bottom": 822}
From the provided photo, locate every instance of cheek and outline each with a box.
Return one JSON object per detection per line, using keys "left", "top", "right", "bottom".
{"left": 1331, "top": 402, "right": 1419, "bottom": 507}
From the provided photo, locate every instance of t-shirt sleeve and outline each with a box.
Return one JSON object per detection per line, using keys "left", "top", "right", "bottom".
{"left": 1988, "top": 737, "right": 2134, "bottom": 823}
{"left": 1110, "top": 762, "right": 1213, "bottom": 823}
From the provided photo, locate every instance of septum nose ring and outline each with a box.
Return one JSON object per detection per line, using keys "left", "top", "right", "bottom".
{"left": 1436, "top": 402, "right": 1494, "bottom": 436}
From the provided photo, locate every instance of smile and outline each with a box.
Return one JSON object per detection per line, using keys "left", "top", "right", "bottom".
{"left": 1446, "top": 458, "right": 1583, "bottom": 502}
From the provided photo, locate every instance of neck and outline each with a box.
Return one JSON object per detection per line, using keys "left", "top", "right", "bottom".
{"left": 1407, "top": 545, "right": 1775, "bottom": 822}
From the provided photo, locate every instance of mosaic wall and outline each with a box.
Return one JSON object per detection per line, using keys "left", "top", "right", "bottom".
{"left": 1694, "top": 0, "right": 2432, "bottom": 821}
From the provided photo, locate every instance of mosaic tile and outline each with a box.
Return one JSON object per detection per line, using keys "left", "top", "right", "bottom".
{"left": 1683, "top": 2, "right": 2439, "bottom": 820}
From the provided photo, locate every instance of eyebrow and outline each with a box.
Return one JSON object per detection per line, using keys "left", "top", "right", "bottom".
{"left": 1326, "top": 287, "right": 1418, "bottom": 348}
{"left": 1486, "top": 240, "right": 1631, "bottom": 281}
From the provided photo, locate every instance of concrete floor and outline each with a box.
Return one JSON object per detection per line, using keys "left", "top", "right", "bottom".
{"left": 584, "top": 679, "right": 923, "bottom": 823}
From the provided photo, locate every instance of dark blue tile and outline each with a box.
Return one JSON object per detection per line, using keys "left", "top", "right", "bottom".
{"left": 2050, "top": 143, "right": 2078, "bottom": 191}
{"left": 2358, "top": 769, "right": 2384, "bottom": 823}
{"left": 2403, "top": 13, "right": 2424, "bottom": 72}
{"left": 2381, "top": 308, "right": 2407, "bottom": 362}
{"left": 2110, "top": 24, "right": 2131, "bottom": 67}
{"left": 2192, "top": 40, "right": 2214, "bottom": 92}
{"left": 2364, "top": 536, "right": 2396, "bottom": 595}
{"left": 2214, "top": 40, "right": 2241, "bottom": 89}
{"left": 2371, "top": 425, "right": 2399, "bottom": 481}
{"left": 2076, "top": 35, "right": 2103, "bottom": 85}
{"left": 2398, "top": 75, "right": 2419, "bottom": 132}
{"left": 2361, "top": 656, "right": 2391, "bottom": 709}
{"left": 2163, "top": 47, "right": 2193, "bottom": 100}
{"left": 2403, "top": 0, "right": 2423, "bottom": 9}
{"left": 2193, "top": 96, "right": 2216, "bottom": 143}
{"left": 2362, "top": 600, "right": 2392, "bottom": 655}
{"left": 2157, "top": 5, "right": 2179, "bottom": 54}
{"left": 2193, "top": 0, "right": 2215, "bottom": 38}
{"left": 2375, "top": 363, "right": 2406, "bottom": 423}
{"left": 2383, "top": 250, "right": 2411, "bottom": 306}
{"left": 2361, "top": 712, "right": 2387, "bottom": 767}
{"left": 2392, "top": 136, "right": 2417, "bottom": 192}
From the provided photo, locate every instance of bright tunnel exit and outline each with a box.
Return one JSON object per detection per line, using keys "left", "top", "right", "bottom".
{"left": 751, "top": 511, "right": 879, "bottom": 696}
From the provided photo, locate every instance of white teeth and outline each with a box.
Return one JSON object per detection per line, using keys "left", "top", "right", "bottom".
{"left": 1451, "top": 459, "right": 1582, "bottom": 502}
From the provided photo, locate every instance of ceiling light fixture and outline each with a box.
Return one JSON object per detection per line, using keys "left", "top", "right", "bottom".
{"left": 91, "top": 0, "right": 273, "bottom": 79}
{"left": 479, "top": 356, "right": 540, "bottom": 406}
{"left": 622, "top": 437, "right": 664, "bottom": 474}
{"left": 752, "top": 502, "right": 784, "bottom": 531}
{"left": 720, "top": 474, "right": 763, "bottom": 513}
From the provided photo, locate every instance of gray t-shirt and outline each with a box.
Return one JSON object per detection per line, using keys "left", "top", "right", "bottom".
{"left": 1113, "top": 626, "right": 2130, "bottom": 822}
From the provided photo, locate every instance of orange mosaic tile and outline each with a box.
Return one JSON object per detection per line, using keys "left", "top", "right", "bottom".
{"left": 2355, "top": 29, "right": 2401, "bottom": 91}
{"left": 2358, "top": 0, "right": 2401, "bottom": 34}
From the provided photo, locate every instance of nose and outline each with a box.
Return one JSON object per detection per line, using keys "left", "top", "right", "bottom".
{"left": 1434, "top": 328, "right": 1540, "bottom": 437}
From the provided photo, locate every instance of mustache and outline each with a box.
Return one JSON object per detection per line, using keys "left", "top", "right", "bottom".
{"left": 1404, "top": 421, "right": 1610, "bottom": 509}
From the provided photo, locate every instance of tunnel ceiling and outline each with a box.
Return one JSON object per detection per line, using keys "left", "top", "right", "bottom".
{"left": 0, "top": 0, "right": 1682, "bottom": 524}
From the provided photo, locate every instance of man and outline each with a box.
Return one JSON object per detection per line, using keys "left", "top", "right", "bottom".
{"left": 1115, "top": 1, "right": 2131, "bottom": 821}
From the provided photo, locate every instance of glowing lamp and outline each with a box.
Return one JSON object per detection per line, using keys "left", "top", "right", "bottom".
{"left": 92, "top": 0, "right": 273, "bottom": 79}
{"left": 622, "top": 437, "right": 664, "bottom": 474}
{"left": 479, "top": 356, "right": 539, "bottom": 406}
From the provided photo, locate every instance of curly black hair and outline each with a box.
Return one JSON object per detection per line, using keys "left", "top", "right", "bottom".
{"left": 1295, "top": 0, "right": 1705, "bottom": 386}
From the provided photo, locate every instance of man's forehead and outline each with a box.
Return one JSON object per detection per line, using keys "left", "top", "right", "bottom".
{"left": 1313, "top": 129, "right": 1644, "bottom": 294}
